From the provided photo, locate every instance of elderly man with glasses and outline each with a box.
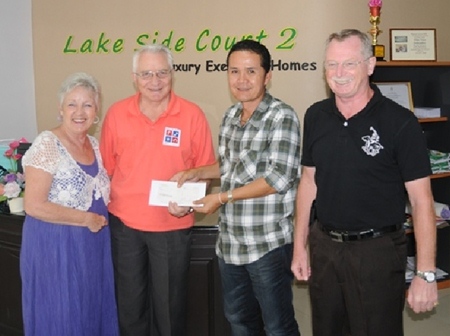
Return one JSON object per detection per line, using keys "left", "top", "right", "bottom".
{"left": 100, "top": 44, "right": 215, "bottom": 336}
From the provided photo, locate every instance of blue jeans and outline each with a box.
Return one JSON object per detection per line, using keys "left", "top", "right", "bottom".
{"left": 218, "top": 244, "right": 300, "bottom": 336}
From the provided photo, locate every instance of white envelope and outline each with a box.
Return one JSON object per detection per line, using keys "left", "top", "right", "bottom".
{"left": 149, "top": 180, "right": 206, "bottom": 207}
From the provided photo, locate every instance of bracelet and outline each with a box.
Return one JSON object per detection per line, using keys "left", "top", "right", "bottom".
{"left": 227, "top": 190, "right": 234, "bottom": 203}
{"left": 218, "top": 193, "right": 225, "bottom": 205}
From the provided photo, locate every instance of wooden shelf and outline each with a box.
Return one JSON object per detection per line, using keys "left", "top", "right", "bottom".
{"left": 377, "top": 61, "right": 450, "bottom": 67}
{"left": 437, "top": 279, "right": 450, "bottom": 290}
{"left": 374, "top": 62, "right": 450, "bottom": 292}
{"left": 419, "top": 117, "right": 448, "bottom": 123}
{"left": 431, "top": 172, "right": 450, "bottom": 179}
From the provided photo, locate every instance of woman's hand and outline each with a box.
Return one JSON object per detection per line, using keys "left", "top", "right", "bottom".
{"left": 84, "top": 212, "right": 107, "bottom": 233}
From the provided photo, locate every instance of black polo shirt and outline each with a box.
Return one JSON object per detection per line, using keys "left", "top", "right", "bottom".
{"left": 302, "top": 84, "right": 431, "bottom": 231}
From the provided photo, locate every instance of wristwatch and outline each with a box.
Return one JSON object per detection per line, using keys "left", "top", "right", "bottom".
{"left": 415, "top": 270, "right": 437, "bottom": 283}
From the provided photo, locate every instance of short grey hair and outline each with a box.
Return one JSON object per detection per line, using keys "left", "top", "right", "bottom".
{"left": 58, "top": 72, "right": 101, "bottom": 107}
{"left": 132, "top": 44, "right": 174, "bottom": 72}
{"left": 325, "top": 29, "right": 374, "bottom": 59}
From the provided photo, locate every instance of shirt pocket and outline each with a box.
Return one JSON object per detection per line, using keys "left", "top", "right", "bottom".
{"left": 235, "top": 139, "right": 269, "bottom": 184}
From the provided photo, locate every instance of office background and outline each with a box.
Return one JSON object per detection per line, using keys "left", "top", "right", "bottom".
{"left": 2, "top": 0, "right": 450, "bottom": 144}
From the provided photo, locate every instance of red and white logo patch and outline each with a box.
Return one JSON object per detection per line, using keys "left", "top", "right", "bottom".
{"left": 163, "top": 127, "right": 181, "bottom": 147}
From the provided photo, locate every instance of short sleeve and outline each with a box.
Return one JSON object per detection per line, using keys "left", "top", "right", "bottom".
{"left": 22, "top": 131, "right": 61, "bottom": 175}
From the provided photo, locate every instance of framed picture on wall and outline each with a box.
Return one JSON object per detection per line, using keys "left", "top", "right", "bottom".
{"left": 390, "top": 28, "right": 437, "bottom": 61}
{"left": 374, "top": 82, "right": 414, "bottom": 111}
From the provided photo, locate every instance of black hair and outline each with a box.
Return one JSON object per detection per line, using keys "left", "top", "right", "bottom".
{"left": 226, "top": 39, "right": 271, "bottom": 73}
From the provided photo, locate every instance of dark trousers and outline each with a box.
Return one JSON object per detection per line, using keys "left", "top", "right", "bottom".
{"left": 109, "top": 213, "right": 191, "bottom": 336}
{"left": 309, "top": 222, "right": 407, "bottom": 336}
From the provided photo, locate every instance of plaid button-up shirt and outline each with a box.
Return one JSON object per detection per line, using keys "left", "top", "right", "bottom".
{"left": 216, "top": 92, "right": 301, "bottom": 265}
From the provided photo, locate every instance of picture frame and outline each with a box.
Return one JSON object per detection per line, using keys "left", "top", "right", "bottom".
{"left": 374, "top": 82, "right": 414, "bottom": 111}
{"left": 390, "top": 28, "right": 437, "bottom": 61}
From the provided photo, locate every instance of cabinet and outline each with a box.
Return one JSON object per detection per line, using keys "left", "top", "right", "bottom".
{"left": 0, "top": 214, "right": 23, "bottom": 336}
{"left": 372, "top": 61, "right": 450, "bottom": 290}
{"left": 0, "top": 214, "right": 230, "bottom": 336}
{"left": 187, "top": 227, "right": 231, "bottom": 336}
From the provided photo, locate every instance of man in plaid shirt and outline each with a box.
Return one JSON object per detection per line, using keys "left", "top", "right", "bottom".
{"left": 173, "top": 39, "right": 301, "bottom": 335}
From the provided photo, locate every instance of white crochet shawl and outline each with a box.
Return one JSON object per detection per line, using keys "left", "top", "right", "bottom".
{"left": 22, "top": 131, "right": 110, "bottom": 210}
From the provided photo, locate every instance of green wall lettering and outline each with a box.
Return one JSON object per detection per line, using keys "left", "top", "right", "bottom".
{"left": 63, "top": 28, "right": 296, "bottom": 54}
{"left": 135, "top": 31, "right": 185, "bottom": 52}
{"left": 63, "top": 36, "right": 77, "bottom": 53}
{"left": 63, "top": 32, "right": 125, "bottom": 54}
{"left": 276, "top": 28, "right": 297, "bottom": 50}
{"left": 195, "top": 29, "right": 270, "bottom": 52}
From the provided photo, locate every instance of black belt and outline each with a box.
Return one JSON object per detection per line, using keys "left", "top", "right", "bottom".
{"left": 320, "top": 222, "right": 403, "bottom": 242}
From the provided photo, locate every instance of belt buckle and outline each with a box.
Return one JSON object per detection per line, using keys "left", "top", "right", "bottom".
{"left": 360, "top": 229, "right": 375, "bottom": 239}
{"left": 329, "top": 230, "right": 344, "bottom": 242}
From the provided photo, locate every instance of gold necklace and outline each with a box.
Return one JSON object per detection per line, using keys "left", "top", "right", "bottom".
{"left": 240, "top": 112, "right": 251, "bottom": 125}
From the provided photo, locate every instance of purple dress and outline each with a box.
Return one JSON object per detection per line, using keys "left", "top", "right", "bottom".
{"left": 20, "top": 160, "right": 118, "bottom": 336}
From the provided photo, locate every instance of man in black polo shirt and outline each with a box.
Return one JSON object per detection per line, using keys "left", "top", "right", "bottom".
{"left": 291, "top": 29, "right": 438, "bottom": 336}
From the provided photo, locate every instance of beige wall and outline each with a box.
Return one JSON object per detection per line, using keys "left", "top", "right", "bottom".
{"left": 33, "top": 0, "right": 450, "bottom": 143}
{"left": 32, "top": 0, "right": 450, "bottom": 224}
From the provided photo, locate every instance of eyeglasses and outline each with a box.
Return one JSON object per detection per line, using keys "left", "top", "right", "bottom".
{"left": 134, "top": 69, "right": 172, "bottom": 80}
{"left": 324, "top": 58, "right": 370, "bottom": 71}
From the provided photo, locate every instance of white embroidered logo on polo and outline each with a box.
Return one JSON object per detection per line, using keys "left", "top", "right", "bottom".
{"left": 361, "top": 126, "right": 384, "bottom": 156}
{"left": 163, "top": 127, "right": 181, "bottom": 147}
